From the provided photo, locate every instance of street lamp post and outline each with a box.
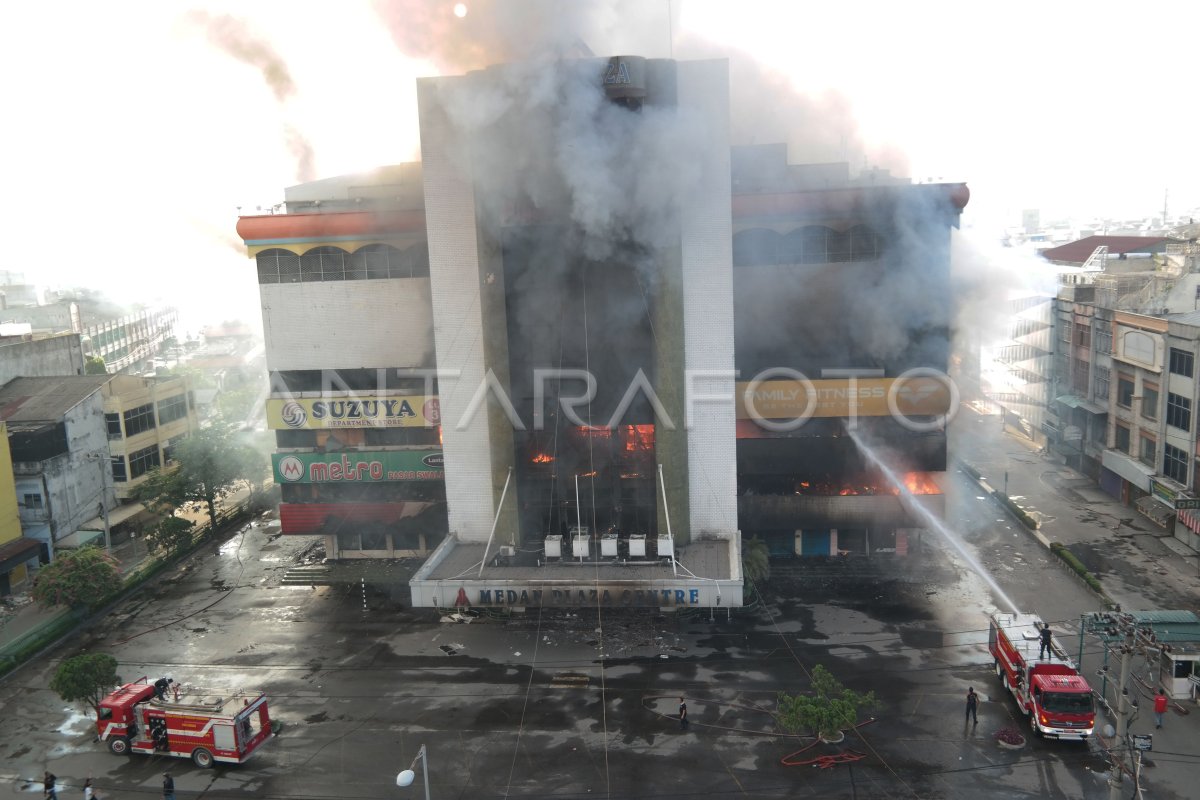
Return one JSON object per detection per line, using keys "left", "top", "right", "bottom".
{"left": 396, "top": 744, "right": 430, "bottom": 800}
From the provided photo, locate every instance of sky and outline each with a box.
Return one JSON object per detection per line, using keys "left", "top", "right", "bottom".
{"left": 3, "top": 1, "right": 1198, "bottom": 334}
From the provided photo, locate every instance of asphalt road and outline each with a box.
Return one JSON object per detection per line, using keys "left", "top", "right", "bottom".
{"left": 1, "top": 421, "right": 1196, "bottom": 799}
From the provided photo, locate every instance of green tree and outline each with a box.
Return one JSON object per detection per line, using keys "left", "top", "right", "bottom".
{"left": 50, "top": 653, "right": 120, "bottom": 710}
{"left": 144, "top": 515, "right": 196, "bottom": 554}
{"left": 215, "top": 382, "right": 265, "bottom": 427}
{"left": 84, "top": 356, "right": 107, "bottom": 375}
{"left": 134, "top": 422, "right": 265, "bottom": 532}
{"left": 742, "top": 536, "right": 770, "bottom": 600}
{"left": 776, "top": 665, "right": 877, "bottom": 741}
{"left": 31, "top": 546, "right": 123, "bottom": 609}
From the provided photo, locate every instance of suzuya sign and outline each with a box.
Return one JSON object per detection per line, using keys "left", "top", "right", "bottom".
{"left": 266, "top": 396, "right": 439, "bottom": 429}
{"left": 273, "top": 451, "right": 444, "bottom": 483}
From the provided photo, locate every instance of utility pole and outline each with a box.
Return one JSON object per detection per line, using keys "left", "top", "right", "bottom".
{"left": 1107, "top": 631, "right": 1134, "bottom": 800}
{"left": 90, "top": 453, "right": 113, "bottom": 553}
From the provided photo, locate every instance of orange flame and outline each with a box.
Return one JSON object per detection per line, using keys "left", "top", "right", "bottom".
{"left": 531, "top": 453, "right": 554, "bottom": 464}
{"left": 901, "top": 472, "right": 941, "bottom": 495}
{"left": 793, "top": 473, "right": 942, "bottom": 496}
{"left": 622, "top": 424, "right": 655, "bottom": 452}
{"left": 576, "top": 426, "right": 612, "bottom": 438}
{"left": 579, "top": 470, "right": 598, "bottom": 477}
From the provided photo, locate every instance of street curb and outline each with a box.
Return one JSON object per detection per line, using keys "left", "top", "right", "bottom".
{"left": 0, "top": 502, "right": 265, "bottom": 685}
{"left": 955, "top": 459, "right": 1116, "bottom": 609}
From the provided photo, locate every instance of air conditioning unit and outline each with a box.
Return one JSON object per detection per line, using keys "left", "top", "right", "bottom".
{"left": 628, "top": 534, "right": 646, "bottom": 558}
{"left": 498, "top": 545, "right": 516, "bottom": 558}
{"left": 600, "top": 534, "right": 619, "bottom": 557}
{"left": 656, "top": 535, "right": 674, "bottom": 558}
{"left": 572, "top": 535, "right": 590, "bottom": 559}
{"left": 544, "top": 535, "right": 562, "bottom": 559}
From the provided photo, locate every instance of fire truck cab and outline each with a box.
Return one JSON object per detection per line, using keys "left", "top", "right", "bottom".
{"left": 96, "top": 678, "right": 273, "bottom": 768}
{"left": 988, "top": 612, "right": 1095, "bottom": 740}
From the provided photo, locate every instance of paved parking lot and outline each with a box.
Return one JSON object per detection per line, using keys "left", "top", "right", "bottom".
{"left": 5, "top": 505, "right": 1161, "bottom": 800}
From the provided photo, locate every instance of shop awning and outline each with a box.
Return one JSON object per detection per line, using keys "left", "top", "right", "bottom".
{"left": 78, "top": 502, "right": 151, "bottom": 532}
{"left": 0, "top": 537, "right": 46, "bottom": 573}
{"left": 1135, "top": 495, "right": 1175, "bottom": 529}
{"left": 1102, "top": 450, "right": 1155, "bottom": 492}
{"left": 1056, "top": 395, "right": 1106, "bottom": 415}
{"left": 1179, "top": 509, "right": 1200, "bottom": 534}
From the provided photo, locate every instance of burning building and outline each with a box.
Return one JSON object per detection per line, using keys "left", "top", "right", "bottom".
{"left": 237, "top": 53, "right": 966, "bottom": 609}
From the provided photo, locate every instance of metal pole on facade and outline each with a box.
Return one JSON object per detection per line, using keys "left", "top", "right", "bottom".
{"left": 575, "top": 474, "right": 582, "bottom": 534}
{"left": 658, "top": 464, "right": 677, "bottom": 576}
{"left": 478, "top": 468, "right": 513, "bottom": 579}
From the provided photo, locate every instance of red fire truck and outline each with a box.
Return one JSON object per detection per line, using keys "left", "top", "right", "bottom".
{"left": 96, "top": 678, "right": 274, "bottom": 767}
{"left": 988, "top": 612, "right": 1095, "bottom": 740}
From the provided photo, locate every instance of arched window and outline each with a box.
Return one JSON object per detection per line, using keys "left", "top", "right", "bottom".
{"left": 256, "top": 248, "right": 300, "bottom": 284}
{"left": 800, "top": 227, "right": 831, "bottom": 263}
{"left": 1123, "top": 331, "right": 1156, "bottom": 365}
{"left": 827, "top": 230, "right": 852, "bottom": 262}
{"left": 348, "top": 244, "right": 427, "bottom": 280}
{"left": 849, "top": 225, "right": 881, "bottom": 260}
{"left": 299, "top": 246, "right": 349, "bottom": 282}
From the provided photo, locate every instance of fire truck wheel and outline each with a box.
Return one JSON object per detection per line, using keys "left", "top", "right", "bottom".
{"left": 192, "top": 747, "right": 215, "bottom": 768}
{"left": 108, "top": 736, "right": 130, "bottom": 755}
{"left": 995, "top": 660, "right": 1003, "bottom": 680}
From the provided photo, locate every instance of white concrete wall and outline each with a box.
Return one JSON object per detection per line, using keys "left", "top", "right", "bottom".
{"left": 676, "top": 60, "right": 738, "bottom": 537}
{"left": 417, "top": 76, "right": 498, "bottom": 541}
{"left": 0, "top": 334, "right": 84, "bottom": 384}
{"left": 260, "top": 279, "right": 434, "bottom": 371}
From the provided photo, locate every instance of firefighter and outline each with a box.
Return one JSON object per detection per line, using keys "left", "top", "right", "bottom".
{"left": 154, "top": 677, "right": 174, "bottom": 701}
{"left": 1038, "top": 624, "right": 1053, "bottom": 660}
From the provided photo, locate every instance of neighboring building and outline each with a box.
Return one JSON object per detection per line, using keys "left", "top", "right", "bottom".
{"left": 81, "top": 307, "right": 179, "bottom": 373}
{"left": 984, "top": 293, "right": 1054, "bottom": 443}
{"left": 1042, "top": 236, "right": 1180, "bottom": 267}
{"left": 237, "top": 55, "right": 967, "bottom": 610}
{"left": 0, "top": 331, "right": 86, "bottom": 385}
{"left": 1, "top": 376, "right": 116, "bottom": 556}
{"left": 0, "top": 298, "right": 179, "bottom": 375}
{"left": 0, "top": 420, "right": 44, "bottom": 595}
{"left": 100, "top": 374, "right": 198, "bottom": 501}
{"left": 1048, "top": 235, "right": 1200, "bottom": 556}
{"left": 0, "top": 301, "right": 79, "bottom": 333}
{"left": 0, "top": 281, "right": 44, "bottom": 308}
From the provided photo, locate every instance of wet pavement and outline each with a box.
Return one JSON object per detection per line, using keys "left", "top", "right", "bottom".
{"left": 0, "top": 410, "right": 1197, "bottom": 798}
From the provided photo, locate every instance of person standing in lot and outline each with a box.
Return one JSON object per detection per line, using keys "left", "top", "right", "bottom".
{"left": 678, "top": 697, "right": 688, "bottom": 730}
{"left": 965, "top": 687, "right": 979, "bottom": 725}
{"left": 43, "top": 772, "right": 57, "bottom": 800}
{"left": 163, "top": 771, "right": 175, "bottom": 800}
{"left": 1154, "top": 688, "right": 1169, "bottom": 728}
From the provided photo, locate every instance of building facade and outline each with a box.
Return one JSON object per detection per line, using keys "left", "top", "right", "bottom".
{"left": 238, "top": 55, "right": 966, "bottom": 609}
{"left": 0, "top": 421, "right": 43, "bottom": 595}
{"left": 1048, "top": 240, "right": 1200, "bottom": 556}
{"left": 82, "top": 306, "right": 179, "bottom": 373}
{"left": 1, "top": 376, "right": 116, "bottom": 556}
{"left": 100, "top": 374, "right": 198, "bottom": 501}
{"left": 0, "top": 332, "right": 86, "bottom": 385}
